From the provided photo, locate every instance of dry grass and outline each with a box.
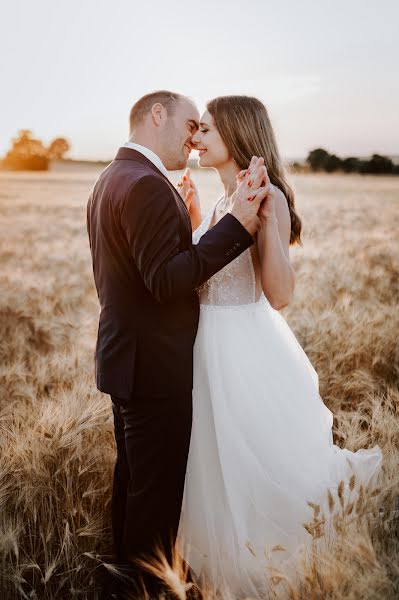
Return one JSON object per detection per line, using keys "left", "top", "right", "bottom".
{"left": 0, "top": 163, "right": 398, "bottom": 599}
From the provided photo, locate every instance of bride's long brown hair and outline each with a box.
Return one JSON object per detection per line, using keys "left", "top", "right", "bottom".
{"left": 207, "top": 95, "right": 302, "bottom": 246}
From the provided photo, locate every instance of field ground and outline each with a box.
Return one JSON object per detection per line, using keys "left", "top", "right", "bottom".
{"left": 0, "top": 163, "right": 398, "bottom": 598}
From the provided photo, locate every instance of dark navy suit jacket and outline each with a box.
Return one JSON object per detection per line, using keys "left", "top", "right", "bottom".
{"left": 86, "top": 147, "right": 254, "bottom": 400}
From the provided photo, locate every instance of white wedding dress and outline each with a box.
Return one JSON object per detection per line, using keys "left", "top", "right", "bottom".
{"left": 176, "top": 202, "right": 383, "bottom": 599}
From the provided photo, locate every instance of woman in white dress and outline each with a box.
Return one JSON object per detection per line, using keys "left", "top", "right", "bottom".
{"left": 175, "top": 95, "right": 383, "bottom": 599}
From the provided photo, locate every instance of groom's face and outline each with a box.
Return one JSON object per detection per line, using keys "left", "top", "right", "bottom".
{"left": 160, "top": 98, "right": 200, "bottom": 171}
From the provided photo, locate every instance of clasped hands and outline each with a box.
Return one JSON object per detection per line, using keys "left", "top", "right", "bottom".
{"left": 177, "top": 156, "right": 277, "bottom": 233}
{"left": 236, "top": 156, "right": 277, "bottom": 222}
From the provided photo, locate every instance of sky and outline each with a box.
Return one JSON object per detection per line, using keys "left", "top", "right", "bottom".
{"left": 1, "top": 0, "right": 398, "bottom": 161}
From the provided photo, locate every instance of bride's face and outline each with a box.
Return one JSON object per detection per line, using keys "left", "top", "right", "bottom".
{"left": 192, "top": 111, "right": 230, "bottom": 169}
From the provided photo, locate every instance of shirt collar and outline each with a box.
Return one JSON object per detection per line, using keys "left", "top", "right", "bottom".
{"left": 123, "top": 142, "right": 169, "bottom": 178}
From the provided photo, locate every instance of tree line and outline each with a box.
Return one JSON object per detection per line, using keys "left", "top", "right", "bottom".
{"left": 2, "top": 131, "right": 397, "bottom": 175}
{"left": 306, "top": 148, "right": 399, "bottom": 175}
{"left": 1, "top": 130, "right": 70, "bottom": 171}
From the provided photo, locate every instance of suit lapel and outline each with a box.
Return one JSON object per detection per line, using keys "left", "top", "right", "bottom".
{"left": 115, "top": 147, "right": 192, "bottom": 228}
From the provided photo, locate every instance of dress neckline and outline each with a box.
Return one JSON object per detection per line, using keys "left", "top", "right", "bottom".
{"left": 205, "top": 195, "right": 225, "bottom": 232}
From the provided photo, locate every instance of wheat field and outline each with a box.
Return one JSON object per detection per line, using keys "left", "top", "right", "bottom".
{"left": 0, "top": 163, "right": 398, "bottom": 599}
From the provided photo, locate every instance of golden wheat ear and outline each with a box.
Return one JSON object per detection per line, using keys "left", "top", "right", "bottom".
{"left": 133, "top": 540, "right": 195, "bottom": 600}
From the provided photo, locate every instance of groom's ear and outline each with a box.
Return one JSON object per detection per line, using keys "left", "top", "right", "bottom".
{"left": 151, "top": 102, "right": 167, "bottom": 127}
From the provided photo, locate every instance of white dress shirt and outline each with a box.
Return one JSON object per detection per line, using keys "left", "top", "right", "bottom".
{"left": 122, "top": 142, "right": 169, "bottom": 178}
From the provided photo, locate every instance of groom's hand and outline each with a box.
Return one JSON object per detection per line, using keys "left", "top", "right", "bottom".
{"left": 230, "top": 156, "right": 270, "bottom": 236}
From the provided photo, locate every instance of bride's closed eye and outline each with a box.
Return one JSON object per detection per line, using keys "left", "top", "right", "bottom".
{"left": 200, "top": 129, "right": 209, "bottom": 134}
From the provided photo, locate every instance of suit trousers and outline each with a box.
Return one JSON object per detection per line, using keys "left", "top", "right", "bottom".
{"left": 111, "top": 391, "right": 193, "bottom": 594}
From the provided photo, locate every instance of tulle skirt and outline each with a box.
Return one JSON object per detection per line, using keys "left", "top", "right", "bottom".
{"left": 177, "top": 293, "right": 383, "bottom": 599}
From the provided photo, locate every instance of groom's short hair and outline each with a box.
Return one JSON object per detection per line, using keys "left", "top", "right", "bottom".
{"left": 129, "top": 90, "right": 182, "bottom": 131}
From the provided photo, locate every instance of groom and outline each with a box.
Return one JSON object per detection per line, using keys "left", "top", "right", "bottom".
{"left": 87, "top": 90, "right": 264, "bottom": 596}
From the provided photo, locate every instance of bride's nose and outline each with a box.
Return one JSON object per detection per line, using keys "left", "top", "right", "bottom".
{"left": 191, "top": 131, "right": 200, "bottom": 145}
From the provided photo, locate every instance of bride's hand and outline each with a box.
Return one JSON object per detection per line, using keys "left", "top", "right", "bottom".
{"left": 236, "top": 165, "right": 277, "bottom": 222}
{"left": 176, "top": 168, "right": 202, "bottom": 230}
{"left": 177, "top": 168, "right": 200, "bottom": 211}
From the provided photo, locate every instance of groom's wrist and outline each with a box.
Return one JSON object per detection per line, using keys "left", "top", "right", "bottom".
{"left": 223, "top": 213, "right": 255, "bottom": 247}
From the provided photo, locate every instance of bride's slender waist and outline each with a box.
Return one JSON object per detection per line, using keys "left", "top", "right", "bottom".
{"left": 199, "top": 293, "right": 270, "bottom": 312}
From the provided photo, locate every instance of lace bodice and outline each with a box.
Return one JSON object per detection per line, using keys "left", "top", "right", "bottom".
{"left": 192, "top": 203, "right": 259, "bottom": 306}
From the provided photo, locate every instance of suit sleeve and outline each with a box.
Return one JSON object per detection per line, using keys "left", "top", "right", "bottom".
{"left": 120, "top": 174, "right": 254, "bottom": 303}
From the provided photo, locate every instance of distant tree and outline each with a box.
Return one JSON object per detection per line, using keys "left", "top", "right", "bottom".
{"left": 306, "top": 148, "right": 397, "bottom": 176}
{"left": 356, "top": 160, "right": 369, "bottom": 174}
{"left": 3, "top": 130, "right": 49, "bottom": 170}
{"left": 324, "top": 154, "right": 342, "bottom": 173}
{"left": 341, "top": 157, "right": 362, "bottom": 173}
{"left": 2, "top": 130, "right": 71, "bottom": 171}
{"left": 47, "top": 137, "right": 70, "bottom": 160}
{"left": 306, "top": 148, "right": 330, "bottom": 171}
{"left": 360, "top": 154, "right": 394, "bottom": 174}
{"left": 9, "top": 129, "right": 47, "bottom": 157}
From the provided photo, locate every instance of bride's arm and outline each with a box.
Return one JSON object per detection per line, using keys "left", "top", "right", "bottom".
{"left": 256, "top": 186, "right": 295, "bottom": 310}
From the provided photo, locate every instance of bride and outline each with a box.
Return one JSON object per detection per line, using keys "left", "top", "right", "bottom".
{"left": 175, "top": 95, "right": 383, "bottom": 599}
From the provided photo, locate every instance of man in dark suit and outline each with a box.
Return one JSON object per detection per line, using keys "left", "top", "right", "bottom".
{"left": 86, "top": 90, "right": 268, "bottom": 598}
